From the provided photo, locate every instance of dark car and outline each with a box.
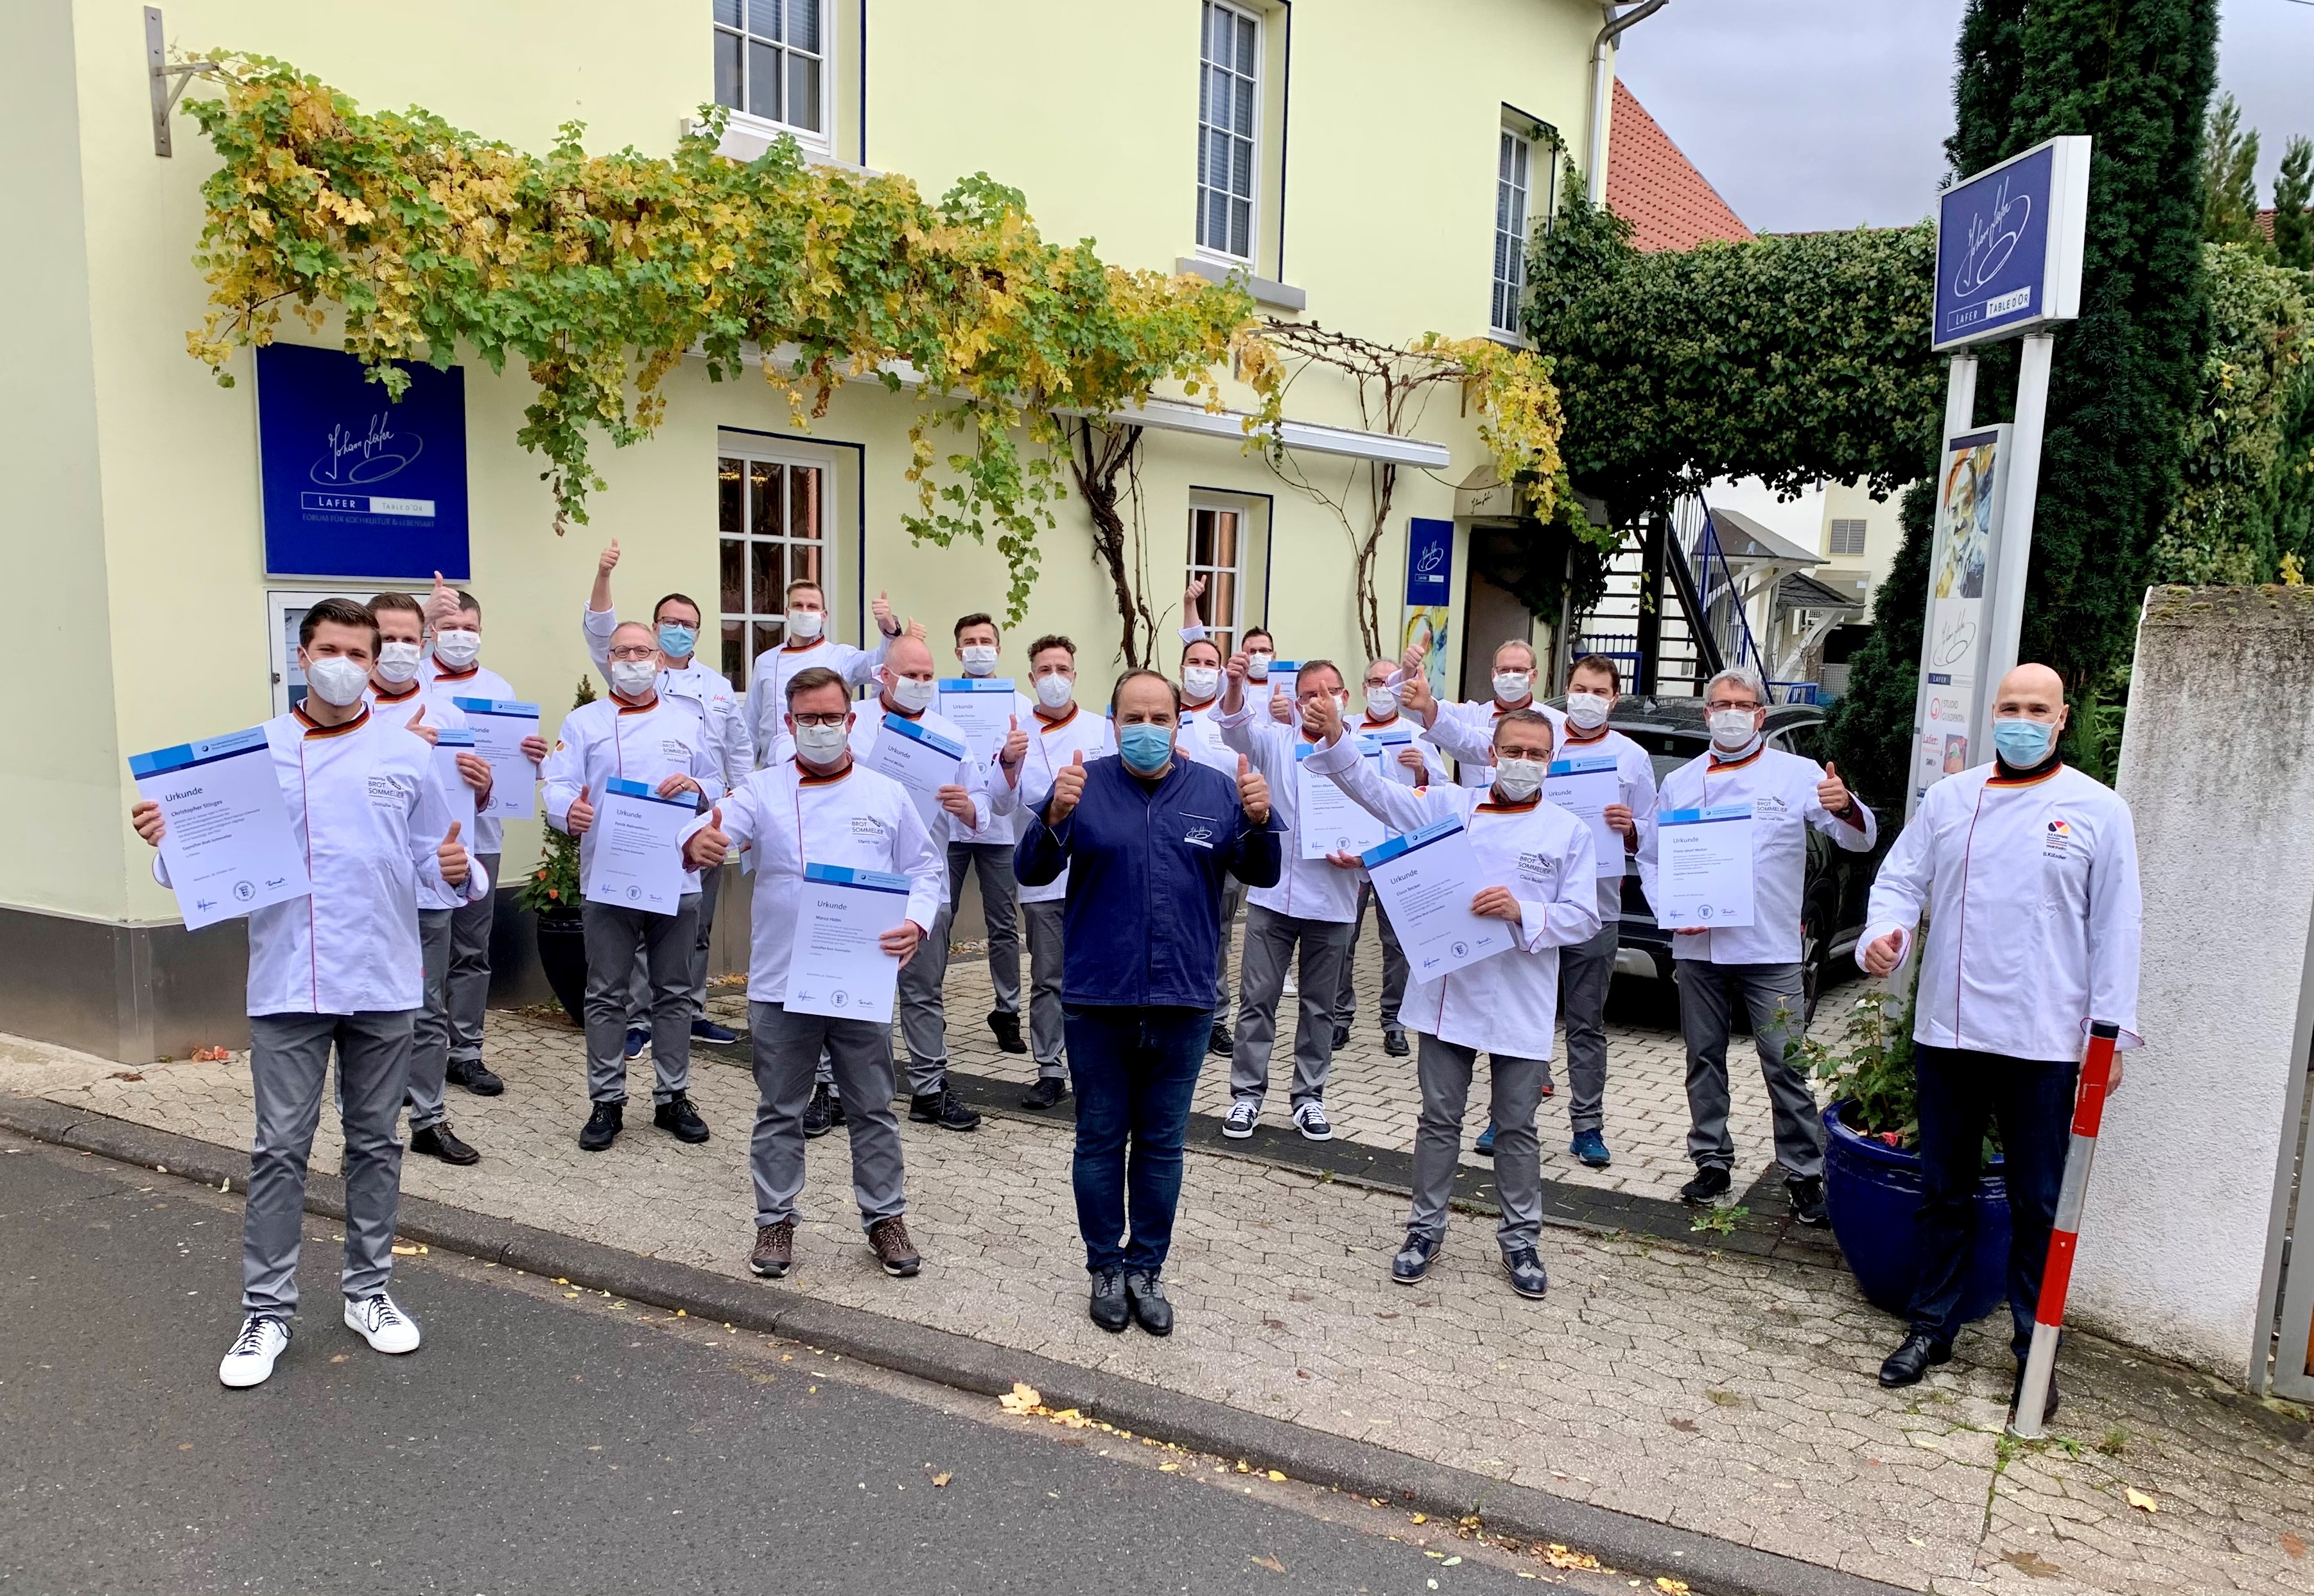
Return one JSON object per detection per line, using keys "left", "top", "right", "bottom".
{"left": 1553, "top": 695, "right": 1891, "bottom": 1020}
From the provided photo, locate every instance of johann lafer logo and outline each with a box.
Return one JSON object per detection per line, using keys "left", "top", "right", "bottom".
{"left": 312, "top": 413, "right": 423, "bottom": 487}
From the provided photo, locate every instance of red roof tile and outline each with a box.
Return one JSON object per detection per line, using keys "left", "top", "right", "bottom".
{"left": 1605, "top": 79, "right": 1753, "bottom": 252}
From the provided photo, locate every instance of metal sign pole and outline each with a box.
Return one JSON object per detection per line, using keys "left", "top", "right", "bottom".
{"left": 1980, "top": 333, "right": 2055, "bottom": 710}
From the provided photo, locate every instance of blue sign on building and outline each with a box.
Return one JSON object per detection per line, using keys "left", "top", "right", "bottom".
{"left": 1931, "top": 135, "right": 2091, "bottom": 352}
{"left": 1405, "top": 517, "right": 1454, "bottom": 605}
{"left": 256, "top": 343, "right": 470, "bottom": 580}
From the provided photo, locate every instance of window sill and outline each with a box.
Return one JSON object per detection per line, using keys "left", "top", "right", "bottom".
{"left": 1174, "top": 255, "right": 1307, "bottom": 313}
{"left": 1480, "top": 327, "right": 1532, "bottom": 351}
{"left": 692, "top": 110, "right": 838, "bottom": 167}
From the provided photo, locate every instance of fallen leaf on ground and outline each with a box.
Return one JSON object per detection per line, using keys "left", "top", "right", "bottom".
{"left": 1655, "top": 1579, "right": 1689, "bottom": 1593}
{"left": 2126, "top": 1488, "right": 2159, "bottom": 1513}
{"left": 391, "top": 1245, "right": 420, "bottom": 1256}
{"left": 2002, "top": 1547, "right": 2064, "bottom": 1579}
{"left": 329, "top": 1354, "right": 349, "bottom": 1364}
{"left": 1668, "top": 1418, "right": 1698, "bottom": 1433}
{"left": 998, "top": 1382, "right": 1042, "bottom": 1414}
{"left": 1266, "top": 1470, "right": 1285, "bottom": 1482}
{"left": 2281, "top": 1531, "right": 2305, "bottom": 1559}
{"left": 1159, "top": 1462, "right": 1179, "bottom": 1473}
{"left": 1248, "top": 1554, "right": 1287, "bottom": 1573}
{"left": 1409, "top": 1513, "right": 1427, "bottom": 1523}
{"left": 932, "top": 1472, "right": 952, "bottom": 1487}
{"left": 110, "top": 1071, "right": 144, "bottom": 1082}
{"left": 192, "top": 1046, "right": 231, "bottom": 1062}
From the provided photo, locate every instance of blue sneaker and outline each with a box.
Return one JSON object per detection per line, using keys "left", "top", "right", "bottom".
{"left": 690, "top": 1018, "right": 738, "bottom": 1043}
{"left": 623, "top": 1028, "right": 648, "bottom": 1061}
{"left": 1569, "top": 1130, "right": 1612, "bottom": 1168}
{"left": 1472, "top": 1120, "right": 1497, "bottom": 1158}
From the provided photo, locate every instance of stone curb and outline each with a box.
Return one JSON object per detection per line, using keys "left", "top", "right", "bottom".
{"left": 0, "top": 1091, "right": 1911, "bottom": 1596}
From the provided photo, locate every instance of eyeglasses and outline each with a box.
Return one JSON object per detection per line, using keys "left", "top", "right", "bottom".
{"left": 607, "top": 645, "right": 656, "bottom": 662}
{"left": 791, "top": 712, "right": 849, "bottom": 729}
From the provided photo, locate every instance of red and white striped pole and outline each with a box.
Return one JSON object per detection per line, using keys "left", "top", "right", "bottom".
{"left": 2010, "top": 1019, "right": 2122, "bottom": 1439}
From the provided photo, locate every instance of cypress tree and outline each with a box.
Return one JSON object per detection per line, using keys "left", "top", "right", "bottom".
{"left": 2275, "top": 137, "right": 2314, "bottom": 271}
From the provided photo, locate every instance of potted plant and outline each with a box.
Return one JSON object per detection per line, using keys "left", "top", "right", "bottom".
{"left": 1800, "top": 984, "right": 2010, "bottom": 1324}
{"left": 515, "top": 677, "right": 595, "bottom": 1026}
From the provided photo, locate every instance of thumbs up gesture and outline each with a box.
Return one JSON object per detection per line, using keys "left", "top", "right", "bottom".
{"left": 686, "top": 804, "right": 731, "bottom": 870}
{"left": 1817, "top": 760, "right": 1854, "bottom": 817}
{"left": 438, "top": 820, "right": 471, "bottom": 887}
{"left": 1236, "top": 752, "right": 1272, "bottom": 825}
{"left": 1048, "top": 749, "right": 1088, "bottom": 823}
{"left": 1300, "top": 687, "right": 1344, "bottom": 746}
{"left": 1000, "top": 714, "right": 1029, "bottom": 774}
{"left": 422, "top": 570, "right": 461, "bottom": 632}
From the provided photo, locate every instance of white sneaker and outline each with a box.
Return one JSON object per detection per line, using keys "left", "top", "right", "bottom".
{"left": 1222, "top": 1100, "right": 1260, "bottom": 1139}
{"left": 1293, "top": 1101, "right": 1335, "bottom": 1141}
{"left": 344, "top": 1292, "right": 422, "bottom": 1355}
{"left": 218, "top": 1314, "right": 290, "bottom": 1388}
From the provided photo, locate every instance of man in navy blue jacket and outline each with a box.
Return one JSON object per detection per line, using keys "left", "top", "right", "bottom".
{"left": 1016, "top": 668, "right": 1282, "bottom": 1336}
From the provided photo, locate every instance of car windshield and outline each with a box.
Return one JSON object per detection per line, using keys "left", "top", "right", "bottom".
{"left": 1610, "top": 727, "right": 1709, "bottom": 786}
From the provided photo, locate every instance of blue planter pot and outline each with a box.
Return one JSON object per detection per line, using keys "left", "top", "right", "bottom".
{"left": 1821, "top": 1102, "right": 2010, "bottom": 1324}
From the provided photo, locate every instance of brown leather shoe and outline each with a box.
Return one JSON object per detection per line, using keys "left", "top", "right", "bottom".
{"left": 867, "top": 1216, "right": 921, "bottom": 1278}
{"left": 749, "top": 1220, "right": 796, "bottom": 1279}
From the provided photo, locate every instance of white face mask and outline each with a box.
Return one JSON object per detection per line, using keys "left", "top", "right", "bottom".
{"left": 1034, "top": 672, "right": 1075, "bottom": 710}
{"left": 1364, "top": 685, "right": 1397, "bottom": 720}
{"left": 889, "top": 675, "right": 937, "bottom": 714}
{"left": 609, "top": 659, "right": 659, "bottom": 699}
{"left": 1492, "top": 670, "right": 1533, "bottom": 704}
{"left": 431, "top": 628, "right": 481, "bottom": 670}
{"left": 1708, "top": 707, "right": 1759, "bottom": 752}
{"left": 1246, "top": 651, "right": 1273, "bottom": 682}
{"left": 304, "top": 654, "right": 369, "bottom": 708}
{"left": 1566, "top": 691, "right": 1612, "bottom": 731}
{"left": 959, "top": 644, "right": 999, "bottom": 677}
{"left": 1492, "top": 758, "right": 1545, "bottom": 803}
{"left": 792, "top": 720, "right": 849, "bottom": 764}
{"left": 376, "top": 640, "right": 424, "bottom": 686}
{"left": 1182, "top": 665, "right": 1221, "bottom": 702}
{"left": 787, "top": 609, "right": 825, "bottom": 642}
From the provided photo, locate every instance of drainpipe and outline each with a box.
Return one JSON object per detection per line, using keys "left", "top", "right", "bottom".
{"left": 1584, "top": 0, "right": 1670, "bottom": 205}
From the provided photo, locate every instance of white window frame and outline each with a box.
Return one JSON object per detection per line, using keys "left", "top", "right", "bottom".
{"left": 1492, "top": 125, "right": 1536, "bottom": 336}
{"left": 266, "top": 585, "right": 427, "bottom": 717}
{"left": 1195, "top": 0, "right": 1264, "bottom": 266}
{"left": 1187, "top": 495, "right": 1260, "bottom": 658}
{"left": 717, "top": 438, "right": 837, "bottom": 691}
{"left": 712, "top": 0, "right": 834, "bottom": 155}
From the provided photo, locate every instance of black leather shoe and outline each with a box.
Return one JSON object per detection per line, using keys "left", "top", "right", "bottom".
{"left": 1331, "top": 1022, "right": 1351, "bottom": 1051}
{"left": 445, "top": 1058, "right": 504, "bottom": 1096}
{"left": 1382, "top": 1027, "right": 1409, "bottom": 1057}
{"left": 1679, "top": 1165, "right": 1733, "bottom": 1205}
{"left": 1500, "top": 1247, "right": 1549, "bottom": 1299}
{"left": 1878, "top": 1331, "right": 1953, "bottom": 1388}
{"left": 2011, "top": 1366, "right": 2060, "bottom": 1423}
{"left": 987, "top": 1010, "right": 1028, "bottom": 1054}
{"left": 1124, "top": 1271, "right": 1174, "bottom": 1336}
{"left": 578, "top": 1100, "right": 623, "bottom": 1151}
{"left": 1208, "top": 1022, "right": 1234, "bottom": 1057}
{"left": 803, "top": 1083, "right": 837, "bottom": 1139}
{"left": 1020, "top": 1076, "right": 1068, "bottom": 1111}
{"left": 910, "top": 1087, "right": 981, "bottom": 1131}
{"left": 1088, "top": 1267, "right": 1130, "bottom": 1333}
{"left": 1391, "top": 1232, "right": 1439, "bottom": 1285}
{"left": 653, "top": 1093, "right": 711, "bottom": 1144}
{"left": 408, "top": 1123, "right": 480, "bottom": 1166}
{"left": 1786, "top": 1175, "right": 1829, "bottom": 1227}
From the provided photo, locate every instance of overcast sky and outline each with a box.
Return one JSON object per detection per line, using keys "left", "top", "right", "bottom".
{"left": 1613, "top": 0, "right": 2314, "bottom": 234}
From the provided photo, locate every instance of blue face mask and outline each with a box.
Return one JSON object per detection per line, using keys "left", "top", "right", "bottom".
{"left": 657, "top": 623, "right": 697, "bottom": 660}
{"left": 1117, "top": 724, "right": 1174, "bottom": 775}
{"left": 1992, "top": 716, "right": 2056, "bottom": 766}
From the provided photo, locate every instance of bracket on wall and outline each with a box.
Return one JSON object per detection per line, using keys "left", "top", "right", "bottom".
{"left": 146, "top": 8, "right": 218, "bottom": 158}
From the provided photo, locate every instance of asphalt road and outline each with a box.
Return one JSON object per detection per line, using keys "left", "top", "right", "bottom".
{"left": 0, "top": 1139, "right": 1634, "bottom": 1595}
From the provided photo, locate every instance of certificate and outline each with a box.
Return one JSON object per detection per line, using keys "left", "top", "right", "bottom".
{"left": 1361, "top": 816, "right": 1516, "bottom": 980}
{"left": 452, "top": 697, "right": 541, "bottom": 819}
{"left": 1655, "top": 804, "right": 1756, "bottom": 929}
{"left": 431, "top": 729, "right": 479, "bottom": 842}
{"left": 129, "top": 728, "right": 311, "bottom": 930}
{"left": 582, "top": 777, "right": 695, "bottom": 915}
{"left": 782, "top": 863, "right": 912, "bottom": 1023}
{"left": 1296, "top": 741, "right": 1388, "bottom": 859}
{"left": 1364, "top": 724, "right": 1425, "bottom": 787}
{"left": 937, "top": 679, "right": 1017, "bottom": 763}
{"left": 1263, "top": 661, "right": 1299, "bottom": 707}
{"left": 1544, "top": 754, "right": 1625, "bottom": 878}
{"left": 867, "top": 713, "right": 968, "bottom": 829}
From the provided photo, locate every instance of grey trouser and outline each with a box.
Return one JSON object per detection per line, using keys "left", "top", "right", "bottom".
{"left": 1022, "top": 898, "right": 1068, "bottom": 1079}
{"left": 406, "top": 908, "right": 455, "bottom": 1132}
{"left": 1331, "top": 883, "right": 1407, "bottom": 1030}
{"left": 1676, "top": 959, "right": 1823, "bottom": 1180}
{"left": 896, "top": 892, "right": 953, "bottom": 1098}
{"left": 1411, "top": 1034, "right": 1545, "bottom": 1252}
{"left": 1230, "top": 904, "right": 1355, "bottom": 1109}
{"left": 1559, "top": 919, "right": 1619, "bottom": 1135}
{"left": 628, "top": 860, "right": 721, "bottom": 1027}
{"left": 948, "top": 839, "right": 1022, "bottom": 1014}
{"left": 244, "top": 1010, "right": 413, "bottom": 1316}
{"left": 446, "top": 853, "right": 499, "bottom": 1065}
{"left": 584, "top": 895, "right": 700, "bottom": 1105}
{"left": 1212, "top": 885, "right": 1243, "bottom": 1023}
{"left": 748, "top": 1000, "right": 907, "bottom": 1229}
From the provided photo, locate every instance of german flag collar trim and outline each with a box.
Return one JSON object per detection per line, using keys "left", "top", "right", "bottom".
{"left": 797, "top": 761, "right": 854, "bottom": 787}
{"left": 1562, "top": 724, "right": 1610, "bottom": 747}
{"left": 1475, "top": 795, "right": 1542, "bottom": 814}
{"left": 1034, "top": 704, "right": 1079, "bottom": 731}
{"left": 1988, "top": 761, "right": 2066, "bottom": 788}
{"left": 294, "top": 706, "right": 370, "bottom": 739}
{"left": 430, "top": 664, "right": 479, "bottom": 682}
{"left": 369, "top": 681, "right": 421, "bottom": 705}
{"left": 1708, "top": 746, "right": 1764, "bottom": 773}
{"left": 614, "top": 695, "right": 660, "bottom": 715}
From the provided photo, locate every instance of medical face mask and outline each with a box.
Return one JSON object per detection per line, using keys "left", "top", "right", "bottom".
{"left": 1492, "top": 758, "right": 1545, "bottom": 803}
{"left": 889, "top": 675, "right": 937, "bottom": 714}
{"left": 792, "top": 720, "right": 850, "bottom": 764}
{"left": 1566, "top": 691, "right": 1612, "bottom": 731}
{"left": 1246, "top": 651, "right": 1273, "bottom": 682}
{"left": 1708, "top": 708, "right": 1759, "bottom": 753}
{"left": 1034, "top": 672, "right": 1075, "bottom": 710}
{"left": 1182, "top": 665, "right": 1221, "bottom": 702}
{"left": 1118, "top": 724, "right": 1174, "bottom": 775}
{"left": 1364, "top": 685, "right": 1398, "bottom": 720}
{"left": 304, "top": 655, "right": 369, "bottom": 708}
{"left": 786, "top": 609, "right": 825, "bottom": 641}
{"left": 1492, "top": 670, "right": 1532, "bottom": 704}
{"left": 1993, "top": 716, "right": 2057, "bottom": 766}
{"left": 431, "top": 628, "right": 481, "bottom": 670}
{"left": 656, "top": 623, "right": 697, "bottom": 661}
{"left": 609, "top": 659, "right": 659, "bottom": 699}
{"left": 376, "top": 641, "right": 424, "bottom": 685}
{"left": 959, "top": 644, "right": 999, "bottom": 677}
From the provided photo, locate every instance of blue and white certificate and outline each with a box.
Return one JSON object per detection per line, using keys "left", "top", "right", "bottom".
{"left": 1655, "top": 803, "right": 1756, "bottom": 929}
{"left": 129, "top": 728, "right": 311, "bottom": 930}
{"left": 783, "top": 863, "right": 912, "bottom": 1023}
{"left": 582, "top": 777, "right": 693, "bottom": 915}
{"left": 1544, "top": 754, "right": 1624, "bottom": 878}
{"left": 1364, "top": 723, "right": 1423, "bottom": 786}
{"left": 1297, "top": 740, "right": 1388, "bottom": 859}
{"left": 1264, "top": 660, "right": 1300, "bottom": 709}
{"left": 867, "top": 713, "right": 967, "bottom": 829}
{"left": 453, "top": 697, "right": 541, "bottom": 819}
{"left": 937, "top": 678, "right": 1017, "bottom": 764}
{"left": 1361, "top": 816, "right": 1515, "bottom": 980}
{"left": 432, "top": 728, "right": 479, "bottom": 843}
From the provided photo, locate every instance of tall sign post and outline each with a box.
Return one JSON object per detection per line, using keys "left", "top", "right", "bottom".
{"left": 1908, "top": 134, "right": 2091, "bottom": 819}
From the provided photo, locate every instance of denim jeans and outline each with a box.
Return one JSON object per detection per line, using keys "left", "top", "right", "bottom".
{"left": 1906, "top": 1043, "right": 2079, "bottom": 1361}
{"left": 1064, "top": 1003, "right": 1212, "bottom": 1275}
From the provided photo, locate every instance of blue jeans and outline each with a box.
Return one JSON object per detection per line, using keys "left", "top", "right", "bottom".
{"left": 1905, "top": 1043, "right": 2079, "bottom": 1360}
{"left": 1064, "top": 1004, "right": 1212, "bottom": 1275}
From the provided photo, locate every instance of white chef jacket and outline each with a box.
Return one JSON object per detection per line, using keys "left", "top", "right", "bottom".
{"left": 948, "top": 685, "right": 1040, "bottom": 847}
{"left": 840, "top": 699, "right": 991, "bottom": 862}
{"left": 540, "top": 693, "right": 723, "bottom": 896}
{"left": 580, "top": 606, "right": 753, "bottom": 787}
{"left": 1215, "top": 704, "right": 1362, "bottom": 925}
{"left": 1348, "top": 711, "right": 1452, "bottom": 786}
{"left": 1431, "top": 697, "right": 1568, "bottom": 787}
{"left": 678, "top": 760, "right": 944, "bottom": 1004}
{"left": 1424, "top": 716, "right": 1657, "bottom": 924}
{"left": 1861, "top": 761, "right": 2143, "bottom": 1061}
{"left": 367, "top": 682, "right": 484, "bottom": 913}
{"left": 742, "top": 632, "right": 895, "bottom": 767}
{"left": 1176, "top": 698, "right": 1239, "bottom": 774}
{"left": 1302, "top": 733, "right": 1600, "bottom": 1056}
{"left": 153, "top": 707, "right": 481, "bottom": 1016}
{"left": 422, "top": 657, "right": 521, "bottom": 857}
{"left": 994, "top": 702, "right": 1117, "bottom": 905}
{"left": 1639, "top": 740, "right": 1878, "bottom": 966}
